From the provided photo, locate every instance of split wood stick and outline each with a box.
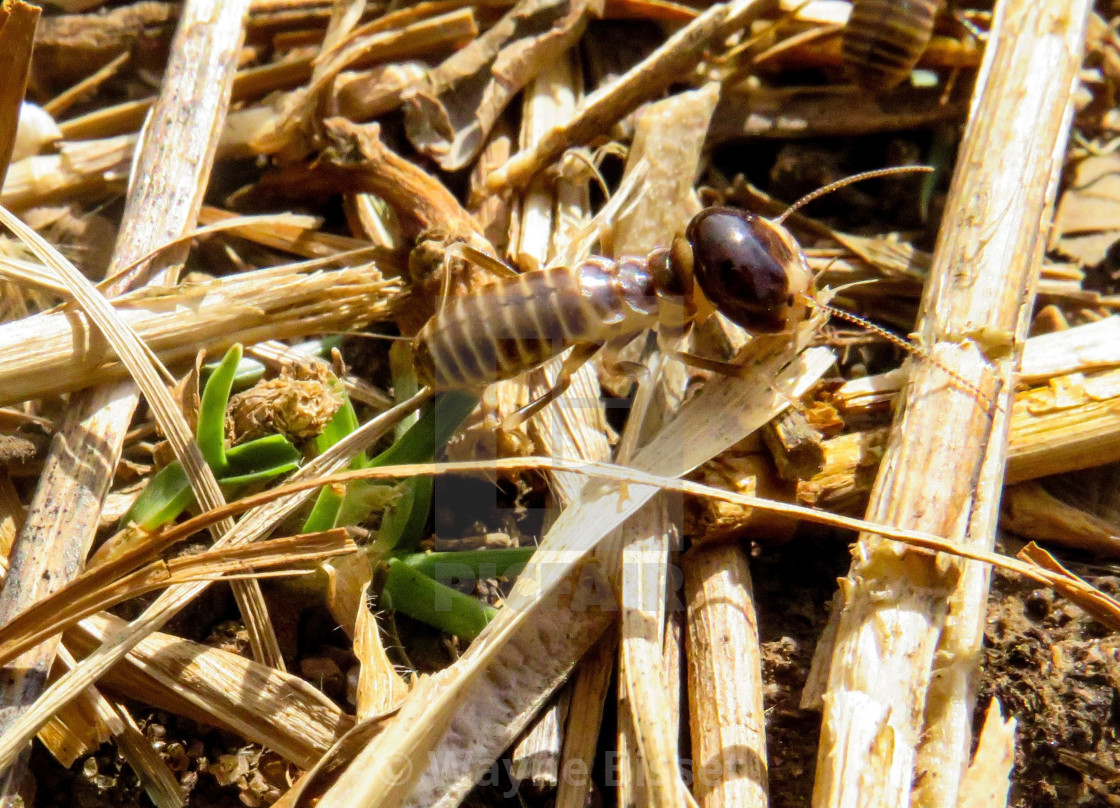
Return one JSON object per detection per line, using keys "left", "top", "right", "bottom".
{"left": 510, "top": 51, "right": 607, "bottom": 792}
{"left": 833, "top": 316, "right": 1120, "bottom": 412}
{"left": 609, "top": 84, "right": 721, "bottom": 808}
{"left": 801, "top": 366, "right": 1120, "bottom": 513}
{"left": 684, "top": 540, "right": 768, "bottom": 808}
{"left": 0, "top": 261, "right": 396, "bottom": 408}
{"left": 484, "top": 0, "right": 772, "bottom": 193}
{"left": 955, "top": 700, "right": 1015, "bottom": 808}
{"left": 0, "top": 134, "right": 136, "bottom": 210}
{"left": 617, "top": 497, "right": 689, "bottom": 808}
{"left": 0, "top": 0, "right": 252, "bottom": 798}
{"left": 812, "top": 3, "right": 1091, "bottom": 808}
{"left": 1000, "top": 481, "right": 1120, "bottom": 557}
{"left": 555, "top": 632, "right": 616, "bottom": 808}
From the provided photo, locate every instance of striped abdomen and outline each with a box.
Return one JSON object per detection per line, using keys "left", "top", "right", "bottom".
{"left": 413, "top": 257, "right": 660, "bottom": 391}
{"left": 842, "top": 0, "right": 941, "bottom": 91}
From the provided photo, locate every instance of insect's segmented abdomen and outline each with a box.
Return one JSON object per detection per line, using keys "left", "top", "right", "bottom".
{"left": 414, "top": 258, "right": 658, "bottom": 391}
{"left": 842, "top": 0, "right": 941, "bottom": 91}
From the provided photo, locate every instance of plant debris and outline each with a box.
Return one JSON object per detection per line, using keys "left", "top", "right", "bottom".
{"left": 0, "top": 1, "right": 1119, "bottom": 807}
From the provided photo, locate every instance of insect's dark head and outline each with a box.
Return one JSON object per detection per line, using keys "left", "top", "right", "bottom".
{"left": 680, "top": 207, "right": 811, "bottom": 333}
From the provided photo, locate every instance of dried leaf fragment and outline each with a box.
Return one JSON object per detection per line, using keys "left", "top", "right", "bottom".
{"left": 1053, "top": 153, "right": 1120, "bottom": 264}
{"left": 404, "top": 0, "right": 604, "bottom": 171}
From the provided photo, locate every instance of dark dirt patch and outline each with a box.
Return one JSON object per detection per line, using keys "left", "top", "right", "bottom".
{"left": 754, "top": 529, "right": 852, "bottom": 808}
{"left": 981, "top": 569, "right": 1120, "bottom": 807}
{"left": 748, "top": 533, "right": 1120, "bottom": 808}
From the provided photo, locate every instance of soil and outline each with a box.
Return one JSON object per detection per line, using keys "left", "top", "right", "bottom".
{"left": 754, "top": 532, "right": 1120, "bottom": 808}
{"left": 982, "top": 569, "right": 1120, "bottom": 807}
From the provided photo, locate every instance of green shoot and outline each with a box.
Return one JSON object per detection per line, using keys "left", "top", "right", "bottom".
{"left": 381, "top": 557, "right": 495, "bottom": 641}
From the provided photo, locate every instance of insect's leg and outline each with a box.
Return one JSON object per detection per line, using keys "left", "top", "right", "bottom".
{"left": 599, "top": 335, "right": 650, "bottom": 385}
{"left": 445, "top": 242, "right": 519, "bottom": 279}
{"left": 671, "top": 350, "right": 750, "bottom": 378}
{"left": 435, "top": 243, "right": 519, "bottom": 317}
{"left": 672, "top": 350, "right": 805, "bottom": 412}
{"left": 502, "top": 342, "right": 601, "bottom": 430}
{"left": 436, "top": 249, "right": 454, "bottom": 316}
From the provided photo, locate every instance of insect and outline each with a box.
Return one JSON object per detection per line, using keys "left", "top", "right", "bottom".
{"left": 412, "top": 167, "right": 944, "bottom": 425}
{"left": 841, "top": 0, "right": 943, "bottom": 92}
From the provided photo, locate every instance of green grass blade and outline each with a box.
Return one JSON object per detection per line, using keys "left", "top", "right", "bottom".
{"left": 196, "top": 344, "right": 243, "bottom": 474}
{"left": 122, "top": 463, "right": 194, "bottom": 530}
{"left": 303, "top": 392, "right": 477, "bottom": 535}
{"left": 303, "top": 393, "right": 365, "bottom": 532}
{"left": 395, "top": 547, "right": 536, "bottom": 581}
{"left": 225, "top": 434, "right": 301, "bottom": 474}
{"left": 381, "top": 558, "right": 495, "bottom": 641}
{"left": 314, "top": 390, "right": 364, "bottom": 462}
{"left": 375, "top": 392, "right": 476, "bottom": 550}
{"left": 302, "top": 486, "right": 344, "bottom": 534}
{"left": 377, "top": 473, "right": 430, "bottom": 551}
{"left": 218, "top": 461, "right": 301, "bottom": 487}
{"left": 368, "top": 392, "right": 478, "bottom": 469}
{"left": 201, "top": 355, "right": 264, "bottom": 391}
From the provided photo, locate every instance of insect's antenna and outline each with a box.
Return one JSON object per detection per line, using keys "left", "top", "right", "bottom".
{"left": 775, "top": 166, "right": 935, "bottom": 225}
{"left": 804, "top": 297, "right": 992, "bottom": 408}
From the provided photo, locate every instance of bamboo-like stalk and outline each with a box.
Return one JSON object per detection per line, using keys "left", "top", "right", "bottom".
{"left": 617, "top": 497, "right": 689, "bottom": 808}
{"left": 812, "top": 2, "right": 1092, "bottom": 807}
{"left": 555, "top": 632, "right": 616, "bottom": 808}
{"left": 684, "top": 540, "right": 768, "bottom": 808}
{"left": 609, "top": 84, "right": 721, "bottom": 808}
{"left": 0, "top": 1, "right": 252, "bottom": 798}
{"left": 0, "top": 261, "right": 397, "bottom": 408}
{"left": 510, "top": 51, "right": 605, "bottom": 792}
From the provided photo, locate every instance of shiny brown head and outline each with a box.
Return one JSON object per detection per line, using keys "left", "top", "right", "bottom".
{"left": 681, "top": 207, "right": 811, "bottom": 333}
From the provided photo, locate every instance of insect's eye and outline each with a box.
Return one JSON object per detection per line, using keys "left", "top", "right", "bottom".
{"left": 685, "top": 208, "right": 803, "bottom": 333}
